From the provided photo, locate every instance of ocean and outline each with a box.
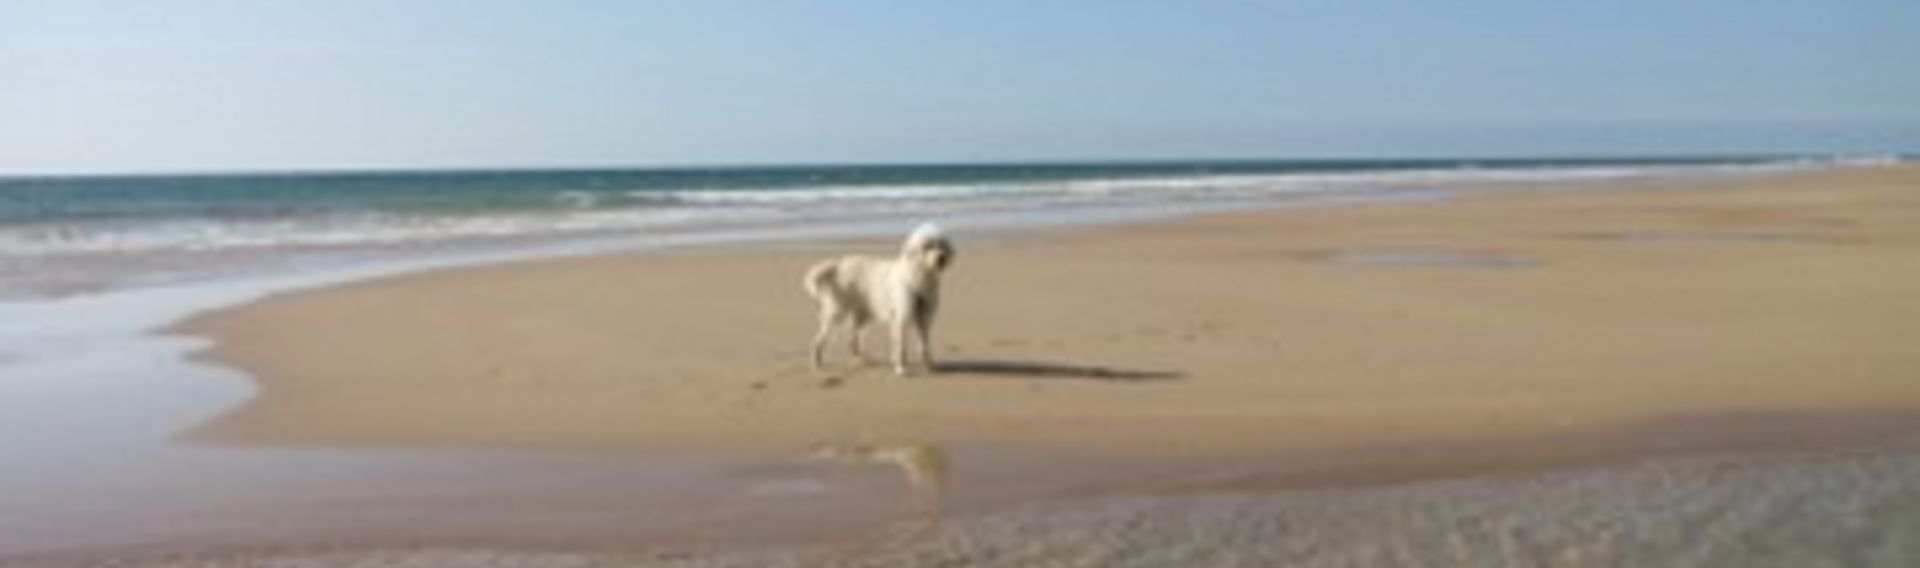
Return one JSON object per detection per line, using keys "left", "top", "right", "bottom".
{"left": 0, "top": 157, "right": 1806, "bottom": 299}
{"left": 4, "top": 155, "right": 1916, "bottom": 565}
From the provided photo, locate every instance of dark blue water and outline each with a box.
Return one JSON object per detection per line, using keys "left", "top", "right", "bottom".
{"left": 0, "top": 157, "right": 1782, "bottom": 225}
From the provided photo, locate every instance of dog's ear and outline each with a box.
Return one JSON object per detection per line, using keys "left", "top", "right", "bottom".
{"left": 905, "top": 223, "right": 954, "bottom": 270}
{"left": 924, "top": 241, "right": 955, "bottom": 270}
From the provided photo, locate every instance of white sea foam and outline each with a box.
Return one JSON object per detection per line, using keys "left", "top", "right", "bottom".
{"left": 0, "top": 161, "right": 1801, "bottom": 259}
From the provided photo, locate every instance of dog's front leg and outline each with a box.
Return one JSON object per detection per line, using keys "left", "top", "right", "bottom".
{"left": 891, "top": 317, "right": 913, "bottom": 376}
{"left": 913, "top": 310, "right": 936, "bottom": 373}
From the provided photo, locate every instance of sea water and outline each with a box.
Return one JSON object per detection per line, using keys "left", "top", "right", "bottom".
{"left": 0, "top": 157, "right": 1800, "bottom": 298}
{"left": 3, "top": 156, "right": 1914, "bottom": 564}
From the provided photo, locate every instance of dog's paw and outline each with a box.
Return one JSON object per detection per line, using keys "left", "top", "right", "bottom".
{"left": 894, "top": 364, "right": 941, "bottom": 377}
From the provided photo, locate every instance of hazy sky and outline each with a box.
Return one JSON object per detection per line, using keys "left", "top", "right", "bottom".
{"left": 3, "top": 1, "right": 1916, "bottom": 173}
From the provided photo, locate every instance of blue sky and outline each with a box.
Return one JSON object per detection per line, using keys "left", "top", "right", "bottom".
{"left": 2, "top": 1, "right": 1916, "bottom": 173}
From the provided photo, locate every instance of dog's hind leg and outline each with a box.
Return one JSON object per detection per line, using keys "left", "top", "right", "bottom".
{"left": 811, "top": 303, "right": 841, "bottom": 370}
{"left": 847, "top": 312, "right": 870, "bottom": 363}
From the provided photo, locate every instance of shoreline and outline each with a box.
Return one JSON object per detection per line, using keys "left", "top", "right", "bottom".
{"left": 176, "top": 164, "right": 1920, "bottom": 461}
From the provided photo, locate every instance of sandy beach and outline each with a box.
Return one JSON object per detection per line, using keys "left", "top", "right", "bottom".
{"left": 0, "top": 164, "right": 1903, "bottom": 566}
{"left": 179, "top": 165, "right": 1920, "bottom": 467}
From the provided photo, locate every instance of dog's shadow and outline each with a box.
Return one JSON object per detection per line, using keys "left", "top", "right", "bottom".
{"left": 934, "top": 360, "right": 1182, "bottom": 382}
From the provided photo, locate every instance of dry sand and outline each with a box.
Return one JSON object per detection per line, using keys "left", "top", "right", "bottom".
{"left": 178, "top": 166, "right": 1920, "bottom": 465}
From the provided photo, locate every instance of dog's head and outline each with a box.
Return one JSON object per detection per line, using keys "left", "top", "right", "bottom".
{"left": 903, "top": 223, "right": 955, "bottom": 272}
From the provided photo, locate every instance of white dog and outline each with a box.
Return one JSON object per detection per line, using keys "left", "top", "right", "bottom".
{"left": 804, "top": 223, "right": 955, "bottom": 375}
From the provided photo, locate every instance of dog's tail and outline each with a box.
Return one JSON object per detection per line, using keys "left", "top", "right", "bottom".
{"left": 802, "top": 260, "right": 836, "bottom": 300}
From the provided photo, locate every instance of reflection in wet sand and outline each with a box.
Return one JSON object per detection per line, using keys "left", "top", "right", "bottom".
{"left": 811, "top": 444, "right": 948, "bottom": 514}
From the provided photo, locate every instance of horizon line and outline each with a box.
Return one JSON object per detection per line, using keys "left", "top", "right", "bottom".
{"left": 0, "top": 152, "right": 1878, "bottom": 180}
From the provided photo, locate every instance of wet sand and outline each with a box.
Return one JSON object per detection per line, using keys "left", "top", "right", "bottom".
{"left": 67, "top": 442, "right": 1920, "bottom": 567}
